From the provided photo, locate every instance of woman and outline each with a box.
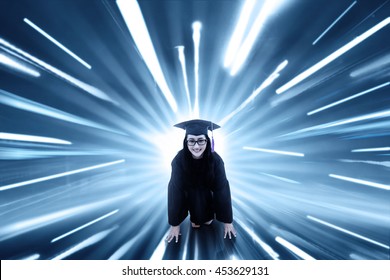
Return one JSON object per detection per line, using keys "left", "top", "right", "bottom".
{"left": 166, "top": 119, "right": 236, "bottom": 243}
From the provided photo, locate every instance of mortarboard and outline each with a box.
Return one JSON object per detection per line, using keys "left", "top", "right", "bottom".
{"left": 174, "top": 119, "right": 220, "bottom": 135}
{"left": 174, "top": 119, "right": 220, "bottom": 152}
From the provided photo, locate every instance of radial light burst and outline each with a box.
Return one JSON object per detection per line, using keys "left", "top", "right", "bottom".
{"left": 0, "top": 0, "right": 389, "bottom": 260}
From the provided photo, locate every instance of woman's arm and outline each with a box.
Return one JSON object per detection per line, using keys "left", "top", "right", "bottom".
{"left": 212, "top": 154, "right": 236, "bottom": 238}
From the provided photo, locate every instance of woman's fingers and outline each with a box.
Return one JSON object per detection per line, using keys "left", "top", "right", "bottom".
{"left": 224, "top": 224, "right": 237, "bottom": 239}
{"left": 166, "top": 227, "right": 181, "bottom": 243}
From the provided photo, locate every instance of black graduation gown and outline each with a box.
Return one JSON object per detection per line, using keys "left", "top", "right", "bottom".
{"left": 168, "top": 150, "right": 233, "bottom": 226}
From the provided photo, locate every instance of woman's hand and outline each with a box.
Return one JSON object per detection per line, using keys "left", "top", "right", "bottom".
{"left": 166, "top": 225, "right": 181, "bottom": 243}
{"left": 224, "top": 223, "right": 237, "bottom": 239}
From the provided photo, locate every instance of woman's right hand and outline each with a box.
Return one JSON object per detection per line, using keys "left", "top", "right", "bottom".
{"left": 166, "top": 225, "right": 181, "bottom": 243}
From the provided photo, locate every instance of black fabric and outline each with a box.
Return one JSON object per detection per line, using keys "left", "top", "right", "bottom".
{"left": 167, "top": 150, "right": 233, "bottom": 226}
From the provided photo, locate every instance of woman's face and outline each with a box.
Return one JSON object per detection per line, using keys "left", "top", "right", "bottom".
{"left": 186, "top": 134, "right": 207, "bottom": 159}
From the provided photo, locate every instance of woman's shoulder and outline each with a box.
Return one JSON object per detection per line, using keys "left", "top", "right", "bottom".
{"left": 211, "top": 151, "right": 224, "bottom": 164}
{"left": 171, "top": 149, "right": 185, "bottom": 164}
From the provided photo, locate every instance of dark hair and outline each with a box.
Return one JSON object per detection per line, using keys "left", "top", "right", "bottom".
{"left": 182, "top": 134, "right": 215, "bottom": 185}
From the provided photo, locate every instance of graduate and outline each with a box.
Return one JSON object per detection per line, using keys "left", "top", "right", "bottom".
{"left": 166, "top": 119, "right": 236, "bottom": 243}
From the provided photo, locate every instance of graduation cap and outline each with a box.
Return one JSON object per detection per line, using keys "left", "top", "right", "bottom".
{"left": 174, "top": 119, "right": 220, "bottom": 152}
{"left": 174, "top": 119, "right": 220, "bottom": 135}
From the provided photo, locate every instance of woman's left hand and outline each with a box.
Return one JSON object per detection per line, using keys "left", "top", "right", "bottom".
{"left": 224, "top": 223, "right": 237, "bottom": 239}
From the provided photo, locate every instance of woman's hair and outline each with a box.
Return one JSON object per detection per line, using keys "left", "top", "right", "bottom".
{"left": 182, "top": 134, "right": 215, "bottom": 184}
{"left": 182, "top": 134, "right": 212, "bottom": 159}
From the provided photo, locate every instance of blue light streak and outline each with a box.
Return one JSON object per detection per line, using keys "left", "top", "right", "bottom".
{"left": 276, "top": 17, "right": 390, "bottom": 94}
{"left": 0, "top": 195, "right": 126, "bottom": 242}
{"left": 351, "top": 147, "right": 390, "bottom": 153}
{"left": 220, "top": 60, "right": 287, "bottom": 125}
{"left": 235, "top": 220, "right": 279, "bottom": 259}
{"left": 0, "top": 52, "right": 40, "bottom": 77}
{"left": 149, "top": 232, "right": 169, "bottom": 260}
{"left": 51, "top": 209, "right": 119, "bottom": 243}
{"left": 176, "top": 46, "right": 192, "bottom": 114}
{"left": 350, "top": 53, "right": 390, "bottom": 78}
{"left": 20, "top": 254, "right": 40, "bottom": 260}
{"left": 229, "top": 0, "right": 283, "bottom": 75}
{"left": 224, "top": 0, "right": 256, "bottom": 69}
{"left": 282, "top": 110, "right": 390, "bottom": 138}
{"left": 275, "top": 236, "right": 315, "bottom": 260}
{"left": 329, "top": 174, "right": 390, "bottom": 191}
{"left": 24, "top": 18, "right": 92, "bottom": 69}
{"left": 307, "top": 215, "right": 389, "bottom": 249}
{"left": 307, "top": 82, "right": 390, "bottom": 115}
{"left": 0, "top": 89, "right": 127, "bottom": 135}
{"left": 243, "top": 146, "right": 304, "bottom": 157}
{"left": 0, "top": 159, "right": 125, "bottom": 191}
{"left": 0, "top": 38, "right": 115, "bottom": 104}
{"left": 0, "top": 132, "right": 71, "bottom": 145}
{"left": 192, "top": 21, "right": 202, "bottom": 118}
{"left": 52, "top": 226, "right": 117, "bottom": 260}
{"left": 116, "top": 0, "right": 178, "bottom": 112}
{"left": 261, "top": 173, "right": 300, "bottom": 184}
{"left": 312, "top": 1, "right": 357, "bottom": 45}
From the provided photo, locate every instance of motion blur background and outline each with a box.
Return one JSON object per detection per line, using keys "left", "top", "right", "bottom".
{"left": 0, "top": 0, "right": 389, "bottom": 260}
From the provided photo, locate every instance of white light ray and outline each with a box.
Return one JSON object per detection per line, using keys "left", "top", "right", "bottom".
{"left": 329, "top": 174, "right": 390, "bottom": 191}
{"left": 220, "top": 60, "right": 287, "bottom": 125}
{"left": 0, "top": 132, "right": 71, "bottom": 145}
{"left": 108, "top": 221, "right": 152, "bottom": 260}
{"left": 0, "top": 148, "right": 127, "bottom": 160}
{"left": 307, "top": 82, "right": 390, "bottom": 115}
{"left": 243, "top": 146, "right": 304, "bottom": 157}
{"left": 230, "top": 0, "right": 281, "bottom": 75}
{"left": 52, "top": 227, "right": 117, "bottom": 260}
{"left": 51, "top": 209, "right": 119, "bottom": 243}
{"left": 349, "top": 253, "right": 368, "bottom": 260}
{"left": 20, "top": 253, "right": 40, "bottom": 260}
{"left": 236, "top": 220, "right": 279, "bottom": 259}
{"left": 312, "top": 1, "right": 357, "bottom": 45}
{"left": 0, "top": 52, "right": 40, "bottom": 77}
{"left": 0, "top": 193, "right": 131, "bottom": 242}
{"left": 192, "top": 21, "right": 202, "bottom": 118}
{"left": 116, "top": 0, "right": 177, "bottom": 112}
{"left": 261, "top": 172, "right": 300, "bottom": 184}
{"left": 224, "top": 0, "right": 256, "bottom": 68}
{"left": 24, "top": 18, "right": 92, "bottom": 69}
{"left": 339, "top": 159, "right": 390, "bottom": 168}
{"left": 0, "top": 38, "right": 115, "bottom": 103}
{"left": 276, "top": 17, "right": 390, "bottom": 94}
{"left": 283, "top": 110, "right": 390, "bottom": 137}
{"left": 176, "top": 46, "right": 192, "bottom": 114}
{"left": 351, "top": 147, "right": 390, "bottom": 153}
{"left": 180, "top": 223, "right": 191, "bottom": 260}
{"left": 350, "top": 53, "right": 390, "bottom": 78}
{"left": 307, "top": 215, "right": 389, "bottom": 249}
{"left": 0, "top": 159, "right": 125, "bottom": 191}
{"left": 275, "top": 236, "right": 315, "bottom": 260}
{"left": 0, "top": 89, "right": 126, "bottom": 136}
{"left": 149, "top": 229, "right": 169, "bottom": 260}
{"left": 320, "top": 110, "right": 390, "bottom": 129}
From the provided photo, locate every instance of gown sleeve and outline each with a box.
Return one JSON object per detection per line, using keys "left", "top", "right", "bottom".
{"left": 167, "top": 155, "right": 188, "bottom": 226}
{"left": 212, "top": 155, "right": 233, "bottom": 223}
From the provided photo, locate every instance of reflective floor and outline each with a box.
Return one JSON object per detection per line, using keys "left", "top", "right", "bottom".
{"left": 0, "top": 0, "right": 389, "bottom": 260}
